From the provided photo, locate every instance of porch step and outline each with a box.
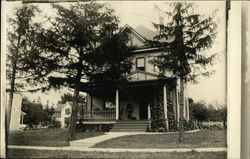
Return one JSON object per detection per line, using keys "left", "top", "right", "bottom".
{"left": 110, "top": 129, "right": 146, "bottom": 132}
{"left": 110, "top": 120, "right": 148, "bottom": 132}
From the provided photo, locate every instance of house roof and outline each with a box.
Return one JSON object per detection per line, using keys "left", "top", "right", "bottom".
{"left": 134, "top": 25, "right": 158, "bottom": 41}
{"left": 54, "top": 104, "right": 66, "bottom": 112}
{"left": 54, "top": 102, "right": 84, "bottom": 112}
{"left": 122, "top": 24, "right": 148, "bottom": 44}
{"left": 122, "top": 24, "right": 163, "bottom": 53}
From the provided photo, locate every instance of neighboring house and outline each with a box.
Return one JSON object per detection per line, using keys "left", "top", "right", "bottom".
{"left": 6, "top": 93, "right": 25, "bottom": 131}
{"left": 78, "top": 24, "right": 190, "bottom": 131}
{"left": 52, "top": 102, "right": 84, "bottom": 128}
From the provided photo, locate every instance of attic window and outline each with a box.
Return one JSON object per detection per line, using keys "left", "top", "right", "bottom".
{"left": 136, "top": 57, "right": 145, "bottom": 71}
{"left": 65, "top": 108, "right": 70, "bottom": 115}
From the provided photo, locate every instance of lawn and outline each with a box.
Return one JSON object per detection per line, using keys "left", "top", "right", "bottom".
{"left": 8, "top": 128, "right": 104, "bottom": 147}
{"left": 93, "top": 129, "right": 227, "bottom": 149}
{"left": 7, "top": 149, "right": 226, "bottom": 159}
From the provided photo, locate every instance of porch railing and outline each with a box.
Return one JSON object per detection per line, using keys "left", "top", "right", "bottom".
{"left": 82, "top": 109, "right": 115, "bottom": 120}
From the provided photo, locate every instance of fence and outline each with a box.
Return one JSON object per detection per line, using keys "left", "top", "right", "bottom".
{"left": 82, "top": 109, "right": 115, "bottom": 120}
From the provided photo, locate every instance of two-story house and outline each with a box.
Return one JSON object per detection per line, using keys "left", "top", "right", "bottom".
{"left": 78, "top": 25, "right": 190, "bottom": 132}
{"left": 52, "top": 101, "right": 84, "bottom": 128}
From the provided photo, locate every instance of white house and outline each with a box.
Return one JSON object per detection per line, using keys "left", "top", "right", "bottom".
{"left": 78, "top": 25, "right": 190, "bottom": 132}
{"left": 52, "top": 102, "right": 84, "bottom": 128}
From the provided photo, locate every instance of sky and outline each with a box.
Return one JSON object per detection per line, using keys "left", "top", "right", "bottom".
{"left": 3, "top": 1, "right": 226, "bottom": 106}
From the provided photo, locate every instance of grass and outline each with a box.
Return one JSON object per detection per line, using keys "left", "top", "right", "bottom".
{"left": 93, "top": 129, "right": 227, "bottom": 149}
{"left": 7, "top": 149, "right": 226, "bottom": 159}
{"left": 8, "top": 128, "right": 104, "bottom": 147}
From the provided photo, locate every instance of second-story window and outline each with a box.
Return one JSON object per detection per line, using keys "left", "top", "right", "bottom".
{"left": 136, "top": 57, "right": 145, "bottom": 71}
{"left": 65, "top": 108, "right": 70, "bottom": 115}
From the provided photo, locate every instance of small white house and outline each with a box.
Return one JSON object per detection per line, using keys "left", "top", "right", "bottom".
{"left": 52, "top": 102, "right": 83, "bottom": 128}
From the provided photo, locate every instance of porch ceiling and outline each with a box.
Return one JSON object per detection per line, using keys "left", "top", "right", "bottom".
{"left": 79, "top": 78, "right": 176, "bottom": 97}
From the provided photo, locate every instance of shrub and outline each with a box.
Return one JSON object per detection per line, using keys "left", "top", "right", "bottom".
{"left": 183, "top": 120, "right": 198, "bottom": 131}
{"left": 49, "top": 120, "right": 61, "bottom": 128}
{"left": 201, "top": 122, "right": 224, "bottom": 130}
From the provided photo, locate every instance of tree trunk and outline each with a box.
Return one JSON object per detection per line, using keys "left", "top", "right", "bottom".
{"left": 7, "top": 59, "right": 17, "bottom": 132}
{"left": 178, "top": 77, "right": 185, "bottom": 142}
{"left": 68, "top": 69, "right": 82, "bottom": 141}
{"left": 7, "top": 34, "right": 21, "bottom": 133}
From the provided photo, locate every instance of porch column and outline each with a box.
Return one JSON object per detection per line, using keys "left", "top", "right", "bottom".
{"left": 186, "top": 98, "right": 190, "bottom": 121}
{"left": 183, "top": 89, "right": 186, "bottom": 120}
{"left": 176, "top": 86, "right": 180, "bottom": 123}
{"left": 186, "top": 87, "right": 190, "bottom": 121}
{"left": 147, "top": 104, "right": 151, "bottom": 119}
{"left": 115, "top": 89, "right": 119, "bottom": 120}
{"left": 90, "top": 94, "right": 93, "bottom": 119}
{"left": 21, "top": 114, "right": 24, "bottom": 124}
{"left": 163, "top": 84, "right": 169, "bottom": 130}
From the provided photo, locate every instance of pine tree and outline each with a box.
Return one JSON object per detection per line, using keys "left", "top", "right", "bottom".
{"left": 6, "top": 5, "right": 41, "bottom": 132}
{"left": 30, "top": 2, "right": 133, "bottom": 140}
{"left": 150, "top": 2, "right": 217, "bottom": 142}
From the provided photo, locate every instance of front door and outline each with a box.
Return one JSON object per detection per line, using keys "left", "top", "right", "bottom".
{"left": 139, "top": 102, "right": 148, "bottom": 120}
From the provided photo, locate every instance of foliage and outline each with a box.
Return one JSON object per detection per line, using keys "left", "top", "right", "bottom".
{"left": 28, "top": 2, "right": 134, "bottom": 89}
{"left": 201, "top": 122, "right": 224, "bottom": 130}
{"left": 27, "top": 2, "right": 133, "bottom": 140}
{"left": 150, "top": 2, "right": 217, "bottom": 82}
{"left": 183, "top": 120, "right": 198, "bottom": 131}
{"left": 6, "top": 5, "right": 42, "bottom": 90}
{"left": 190, "top": 100, "right": 227, "bottom": 125}
{"left": 21, "top": 97, "right": 50, "bottom": 127}
{"left": 58, "top": 93, "right": 85, "bottom": 104}
{"left": 150, "top": 88, "right": 166, "bottom": 131}
{"left": 149, "top": 2, "right": 217, "bottom": 142}
{"left": 6, "top": 4, "right": 41, "bottom": 131}
{"left": 49, "top": 120, "right": 61, "bottom": 128}
{"left": 44, "top": 105, "right": 55, "bottom": 117}
{"left": 191, "top": 101, "right": 210, "bottom": 122}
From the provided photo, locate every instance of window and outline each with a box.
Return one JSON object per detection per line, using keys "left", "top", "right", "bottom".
{"left": 136, "top": 57, "right": 145, "bottom": 71}
{"left": 65, "top": 108, "right": 70, "bottom": 115}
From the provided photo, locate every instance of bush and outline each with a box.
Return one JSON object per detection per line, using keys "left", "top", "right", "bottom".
{"left": 76, "top": 124, "right": 113, "bottom": 132}
{"left": 200, "top": 122, "right": 224, "bottom": 130}
{"left": 183, "top": 120, "right": 198, "bottom": 131}
{"left": 168, "top": 119, "right": 178, "bottom": 131}
{"left": 49, "top": 120, "right": 61, "bottom": 128}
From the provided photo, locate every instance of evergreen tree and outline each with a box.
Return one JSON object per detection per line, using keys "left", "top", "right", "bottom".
{"left": 6, "top": 5, "right": 41, "bottom": 132}
{"left": 30, "top": 2, "right": 133, "bottom": 140}
{"left": 58, "top": 93, "right": 85, "bottom": 104}
{"left": 150, "top": 2, "right": 217, "bottom": 142}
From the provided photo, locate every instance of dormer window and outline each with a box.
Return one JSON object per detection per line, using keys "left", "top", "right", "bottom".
{"left": 136, "top": 57, "right": 145, "bottom": 71}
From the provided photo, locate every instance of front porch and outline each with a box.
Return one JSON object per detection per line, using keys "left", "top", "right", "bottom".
{"left": 79, "top": 79, "right": 180, "bottom": 131}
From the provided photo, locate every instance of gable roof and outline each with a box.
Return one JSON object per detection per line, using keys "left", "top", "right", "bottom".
{"left": 54, "top": 102, "right": 85, "bottom": 112}
{"left": 134, "top": 25, "right": 158, "bottom": 41}
{"left": 54, "top": 104, "right": 66, "bottom": 112}
{"left": 122, "top": 24, "right": 162, "bottom": 53}
{"left": 122, "top": 24, "right": 148, "bottom": 43}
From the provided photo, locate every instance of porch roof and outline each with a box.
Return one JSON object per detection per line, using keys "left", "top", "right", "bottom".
{"left": 79, "top": 78, "right": 176, "bottom": 93}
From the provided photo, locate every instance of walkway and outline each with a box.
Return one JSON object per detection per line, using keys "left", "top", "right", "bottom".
{"left": 70, "top": 132, "right": 144, "bottom": 147}
{"left": 8, "top": 145, "right": 227, "bottom": 153}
